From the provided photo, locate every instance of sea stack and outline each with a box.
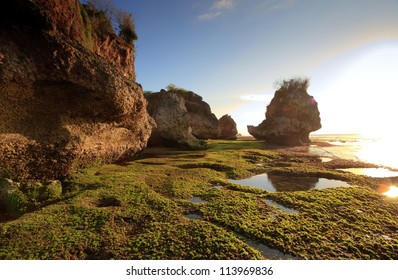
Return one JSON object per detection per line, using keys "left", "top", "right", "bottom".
{"left": 218, "top": 114, "right": 238, "bottom": 140}
{"left": 0, "top": 0, "right": 153, "bottom": 180}
{"left": 248, "top": 78, "right": 321, "bottom": 146}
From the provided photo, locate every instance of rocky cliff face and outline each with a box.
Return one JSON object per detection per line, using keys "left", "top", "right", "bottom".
{"left": 14, "top": 0, "right": 136, "bottom": 80}
{"left": 145, "top": 89, "right": 219, "bottom": 150}
{"left": 248, "top": 79, "right": 321, "bottom": 146}
{"left": 0, "top": 0, "right": 153, "bottom": 180}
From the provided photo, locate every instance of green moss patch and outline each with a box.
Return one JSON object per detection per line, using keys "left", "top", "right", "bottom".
{"left": 1, "top": 140, "right": 397, "bottom": 259}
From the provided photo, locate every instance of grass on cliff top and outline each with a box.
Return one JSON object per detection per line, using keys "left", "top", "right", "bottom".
{"left": 1, "top": 140, "right": 397, "bottom": 260}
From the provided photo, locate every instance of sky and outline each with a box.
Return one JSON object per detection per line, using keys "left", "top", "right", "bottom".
{"left": 110, "top": 0, "right": 398, "bottom": 136}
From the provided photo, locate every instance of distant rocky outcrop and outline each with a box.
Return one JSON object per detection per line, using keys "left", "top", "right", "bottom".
{"left": 218, "top": 115, "right": 238, "bottom": 140}
{"left": 145, "top": 89, "right": 219, "bottom": 150}
{"left": 248, "top": 78, "right": 321, "bottom": 146}
{"left": 180, "top": 91, "right": 220, "bottom": 139}
{"left": 0, "top": 0, "right": 153, "bottom": 180}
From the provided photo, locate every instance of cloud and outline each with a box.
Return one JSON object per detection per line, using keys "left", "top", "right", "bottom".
{"left": 212, "top": 0, "right": 235, "bottom": 10}
{"left": 198, "top": 12, "right": 221, "bottom": 21}
{"left": 198, "top": 0, "right": 236, "bottom": 21}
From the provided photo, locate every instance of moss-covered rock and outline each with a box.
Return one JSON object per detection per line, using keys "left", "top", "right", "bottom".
{"left": 0, "top": 179, "right": 28, "bottom": 215}
{"left": 42, "top": 180, "right": 63, "bottom": 200}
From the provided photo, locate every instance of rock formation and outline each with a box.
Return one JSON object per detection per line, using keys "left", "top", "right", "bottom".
{"left": 0, "top": 0, "right": 153, "bottom": 180}
{"left": 145, "top": 89, "right": 219, "bottom": 149}
{"left": 248, "top": 78, "right": 321, "bottom": 146}
{"left": 218, "top": 114, "right": 238, "bottom": 140}
{"left": 179, "top": 91, "right": 220, "bottom": 139}
{"left": 145, "top": 91, "right": 206, "bottom": 150}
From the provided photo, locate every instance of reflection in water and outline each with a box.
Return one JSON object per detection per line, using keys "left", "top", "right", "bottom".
{"left": 236, "top": 234, "right": 299, "bottom": 260}
{"left": 314, "top": 178, "right": 351, "bottom": 189}
{"left": 229, "top": 174, "right": 274, "bottom": 191}
{"left": 268, "top": 175, "right": 318, "bottom": 191}
{"left": 383, "top": 186, "right": 398, "bottom": 198}
{"left": 339, "top": 168, "right": 398, "bottom": 178}
{"left": 229, "top": 173, "right": 351, "bottom": 192}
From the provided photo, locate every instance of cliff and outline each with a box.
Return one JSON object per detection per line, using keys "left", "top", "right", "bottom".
{"left": 0, "top": 0, "right": 153, "bottom": 180}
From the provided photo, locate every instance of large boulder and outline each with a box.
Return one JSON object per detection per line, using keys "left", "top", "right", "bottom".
{"left": 145, "top": 89, "right": 219, "bottom": 149}
{"left": 218, "top": 114, "right": 238, "bottom": 140}
{"left": 145, "top": 91, "right": 206, "bottom": 150}
{"left": 176, "top": 91, "right": 220, "bottom": 139}
{"left": 0, "top": 0, "right": 153, "bottom": 180}
{"left": 248, "top": 78, "right": 321, "bottom": 146}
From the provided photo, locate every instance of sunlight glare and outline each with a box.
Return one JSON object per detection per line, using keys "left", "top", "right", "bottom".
{"left": 383, "top": 186, "right": 398, "bottom": 198}
{"left": 313, "top": 42, "right": 398, "bottom": 135}
{"left": 356, "top": 137, "right": 398, "bottom": 169}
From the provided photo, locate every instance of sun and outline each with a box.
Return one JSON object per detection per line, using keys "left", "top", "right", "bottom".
{"left": 383, "top": 186, "right": 398, "bottom": 198}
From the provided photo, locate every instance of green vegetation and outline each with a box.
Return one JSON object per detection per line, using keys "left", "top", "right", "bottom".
{"left": 1, "top": 140, "right": 397, "bottom": 259}
{"left": 83, "top": 0, "right": 138, "bottom": 45}
{"left": 166, "top": 84, "right": 192, "bottom": 94}
{"left": 0, "top": 179, "right": 63, "bottom": 216}
{"left": 83, "top": 2, "right": 115, "bottom": 39}
{"left": 274, "top": 77, "right": 310, "bottom": 92}
{"left": 79, "top": 3, "right": 94, "bottom": 50}
{"left": 117, "top": 11, "right": 138, "bottom": 44}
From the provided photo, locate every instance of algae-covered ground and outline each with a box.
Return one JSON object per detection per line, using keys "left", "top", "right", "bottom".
{"left": 1, "top": 140, "right": 397, "bottom": 260}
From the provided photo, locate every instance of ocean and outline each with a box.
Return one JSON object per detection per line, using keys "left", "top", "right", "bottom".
{"left": 309, "top": 134, "right": 398, "bottom": 170}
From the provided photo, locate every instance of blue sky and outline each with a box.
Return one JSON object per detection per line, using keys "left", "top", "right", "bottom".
{"left": 110, "top": 0, "right": 398, "bottom": 136}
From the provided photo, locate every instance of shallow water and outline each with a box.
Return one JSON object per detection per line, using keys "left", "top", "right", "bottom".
{"left": 320, "top": 157, "right": 333, "bottom": 163}
{"left": 264, "top": 199, "right": 298, "bottom": 213}
{"left": 188, "top": 197, "right": 207, "bottom": 203}
{"left": 338, "top": 168, "right": 398, "bottom": 178}
{"left": 229, "top": 173, "right": 350, "bottom": 192}
{"left": 185, "top": 213, "right": 202, "bottom": 220}
{"left": 310, "top": 134, "right": 398, "bottom": 169}
{"left": 236, "top": 234, "right": 299, "bottom": 260}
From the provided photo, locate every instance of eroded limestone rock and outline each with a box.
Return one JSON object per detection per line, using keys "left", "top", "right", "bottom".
{"left": 248, "top": 79, "right": 321, "bottom": 146}
{"left": 145, "top": 89, "right": 220, "bottom": 150}
{"left": 0, "top": 0, "right": 153, "bottom": 180}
